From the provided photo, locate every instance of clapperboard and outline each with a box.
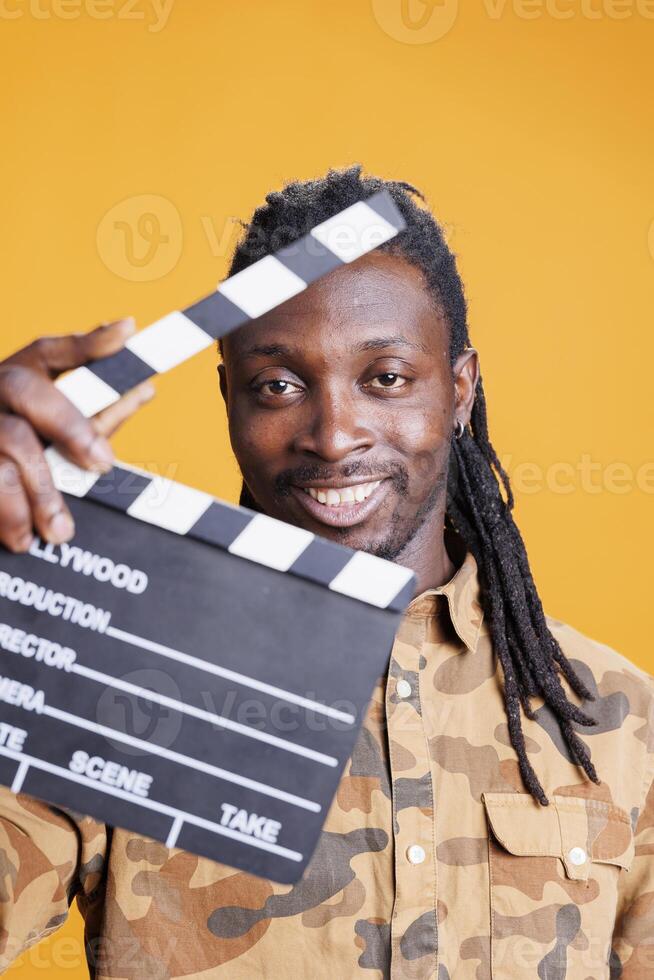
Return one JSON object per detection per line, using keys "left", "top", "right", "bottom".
{"left": 0, "top": 192, "right": 416, "bottom": 884}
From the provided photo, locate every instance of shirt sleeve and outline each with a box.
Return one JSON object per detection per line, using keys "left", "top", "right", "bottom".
{"left": 611, "top": 676, "right": 654, "bottom": 977}
{"left": 0, "top": 786, "right": 108, "bottom": 971}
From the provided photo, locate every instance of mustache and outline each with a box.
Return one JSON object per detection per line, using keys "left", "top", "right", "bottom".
{"left": 274, "top": 460, "right": 410, "bottom": 497}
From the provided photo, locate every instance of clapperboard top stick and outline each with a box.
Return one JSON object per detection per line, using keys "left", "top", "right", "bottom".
{"left": 56, "top": 191, "right": 406, "bottom": 417}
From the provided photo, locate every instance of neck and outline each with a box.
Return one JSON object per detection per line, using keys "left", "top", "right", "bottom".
{"left": 395, "top": 506, "right": 456, "bottom": 597}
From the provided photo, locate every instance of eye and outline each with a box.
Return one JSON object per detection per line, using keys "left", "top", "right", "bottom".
{"left": 366, "top": 372, "right": 409, "bottom": 390}
{"left": 254, "top": 378, "right": 303, "bottom": 397}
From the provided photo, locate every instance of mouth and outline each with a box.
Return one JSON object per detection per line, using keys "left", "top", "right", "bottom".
{"left": 290, "top": 479, "right": 390, "bottom": 528}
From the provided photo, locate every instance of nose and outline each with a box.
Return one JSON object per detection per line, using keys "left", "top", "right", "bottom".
{"left": 292, "top": 387, "right": 375, "bottom": 462}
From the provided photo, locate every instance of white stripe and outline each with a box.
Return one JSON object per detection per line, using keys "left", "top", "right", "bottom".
{"left": 71, "top": 662, "right": 338, "bottom": 766}
{"left": 328, "top": 552, "right": 415, "bottom": 609}
{"left": 126, "top": 478, "right": 214, "bottom": 534}
{"left": 0, "top": 746, "right": 302, "bottom": 862}
{"left": 218, "top": 254, "right": 306, "bottom": 319}
{"left": 11, "top": 759, "right": 29, "bottom": 794}
{"left": 42, "top": 704, "right": 321, "bottom": 812}
{"left": 126, "top": 312, "right": 213, "bottom": 373}
{"left": 166, "top": 814, "right": 184, "bottom": 848}
{"left": 310, "top": 201, "right": 398, "bottom": 263}
{"left": 104, "top": 624, "right": 355, "bottom": 724}
{"left": 56, "top": 366, "right": 120, "bottom": 418}
{"left": 228, "top": 513, "right": 314, "bottom": 571}
{"left": 45, "top": 447, "right": 102, "bottom": 497}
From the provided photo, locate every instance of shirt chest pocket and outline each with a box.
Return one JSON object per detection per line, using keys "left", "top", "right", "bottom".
{"left": 481, "top": 791, "right": 634, "bottom": 980}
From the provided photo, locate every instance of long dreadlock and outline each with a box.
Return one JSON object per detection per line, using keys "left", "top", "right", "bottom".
{"left": 218, "top": 164, "right": 600, "bottom": 806}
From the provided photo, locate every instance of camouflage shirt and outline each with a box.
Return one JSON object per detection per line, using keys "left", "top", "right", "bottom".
{"left": 1, "top": 549, "right": 653, "bottom": 979}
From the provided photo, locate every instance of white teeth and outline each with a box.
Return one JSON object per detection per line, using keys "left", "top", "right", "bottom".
{"left": 304, "top": 481, "right": 381, "bottom": 507}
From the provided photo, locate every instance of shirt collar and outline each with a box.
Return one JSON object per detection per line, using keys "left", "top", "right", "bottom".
{"left": 405, "top": 534, "right": 485, "bottom": 654}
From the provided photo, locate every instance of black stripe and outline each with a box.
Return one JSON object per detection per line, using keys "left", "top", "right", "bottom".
{"left": 364, "top": 190, "right": 407, "bottom": 234}
{"left": 288, "top": 537, "right": 352, "bottom": 588}
{"left": 187, "top": 500, "right": 254, "bottom": 549}
{"left": 275, "top": 235, "right": 343, "bottom": 284}
{"left": 86, "top": 466, "right": 152, "bottom": 512}
{"left": 184, "top": 292, "right": 249, "bottom": 340}
{"left": 87, "top": 347, "right": 155, "bottom": 395}
{"left": 0, "top": 757, "right": 18, "bottom": 790}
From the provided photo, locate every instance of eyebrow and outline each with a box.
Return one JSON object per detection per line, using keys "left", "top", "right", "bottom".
{"left": 354, "top": 335, "right": 430, "bottom": 354}
{"left": 237, "top": 335, "right": 430, "bottom": 361}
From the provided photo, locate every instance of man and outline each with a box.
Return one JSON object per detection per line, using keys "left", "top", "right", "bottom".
{"left": 0, "top": 166, "right": 652, "bottom": 978}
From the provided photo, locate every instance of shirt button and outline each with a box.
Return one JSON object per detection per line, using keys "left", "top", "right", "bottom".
{"left": 406, "top": 844, "right": 426, "bottom": 865}
{"left": 568, "top": 846, "right": 587, "bottom": 866}
{"left": 396, "top": 679, "right": 412, "bottom": 699}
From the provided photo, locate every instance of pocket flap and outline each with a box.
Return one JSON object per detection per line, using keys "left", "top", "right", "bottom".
{"left": 481, "top": 792, "right": 634, "bottom": 881}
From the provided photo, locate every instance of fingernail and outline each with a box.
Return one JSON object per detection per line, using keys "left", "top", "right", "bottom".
{"left": 139, "top": 382, "right": 156, "bottom": 402}
{"left": 89, "top": 436, "right": 114, "bottom": 471}
{"left": 49, "top": 511, "right": 75, "bottom": 543}
{"left": 114, "top": 316, "right": 136, "bottom": 337}
{"left": 14, "top": 533, "right": 35, "bottom": 553}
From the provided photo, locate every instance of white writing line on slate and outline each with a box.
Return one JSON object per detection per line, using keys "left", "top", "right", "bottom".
{"left": 41, "top": 704, "right": 321, "bottom": 813}
{"left": 0, "top": 745, "right": 303, "bottom": 863}
{"left": 71, "top": 662, "right": 337, "bottom": 767}
{"left": 106, "top": 624, "right": 355, "bottom": 723}
{"left": 10, "top": 759, "right": 29, "bottom": 794}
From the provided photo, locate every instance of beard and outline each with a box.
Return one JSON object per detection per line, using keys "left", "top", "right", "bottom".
{"left": 365, "top": 472, "right": 445, "bottom": 561}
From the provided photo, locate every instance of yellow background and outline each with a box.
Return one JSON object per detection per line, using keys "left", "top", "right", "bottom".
{"left": 1, "top": 1, "right": 652, "bottom": 975}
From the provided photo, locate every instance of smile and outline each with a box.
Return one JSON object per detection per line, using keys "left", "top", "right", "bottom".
{"left": 305, "top": 481, "right": 381, "bottom": 506}
{"left": 290, "top": 479, "right": 389, "bottom": 529}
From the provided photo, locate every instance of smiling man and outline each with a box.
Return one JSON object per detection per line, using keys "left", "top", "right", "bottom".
{"left": 0, "top": 166, "right": 653, "bottom": 979}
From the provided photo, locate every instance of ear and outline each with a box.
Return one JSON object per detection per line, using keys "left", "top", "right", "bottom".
{"left": 217, "top": 363, "right": 228, "bottom": 411}
{"left": 452, "top": 348, "right": 479, "bottom": 426}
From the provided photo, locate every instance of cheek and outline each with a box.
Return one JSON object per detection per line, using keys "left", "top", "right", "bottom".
{"left": 228, "top": 401, "right": 284, "bottom": 458}
{"left": 385, "top": 398, "right": 452, "bottom": 462}
{"left": 382, "top": 398, "right": 452, "bottom": 511}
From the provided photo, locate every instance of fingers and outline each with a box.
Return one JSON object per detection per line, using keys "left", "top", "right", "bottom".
{"left": 0, "top": 377, "right": 156, "bottom": 555}
{"left": 0, "top": 453, "right": 34, "bottom": 553}
{"left": 0, "top": 317, "right": 154, "bottom": 555}
{"left": 0, "top": 365, "right": 115, "bottom": 472}
{"left": 7, "top": 318, "right": 136, "bottom": 377}
{"left": 92, "top": 380, "right": 156, "bottom": 439}
{"left": 0, "top": 415, "right": 73, "bottom": 548}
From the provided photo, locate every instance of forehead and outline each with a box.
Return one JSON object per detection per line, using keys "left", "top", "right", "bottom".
{"left": 223, "top": 250, "right": 449, "bottom": 362}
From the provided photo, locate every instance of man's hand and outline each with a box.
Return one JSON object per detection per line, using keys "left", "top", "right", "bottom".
{"left": 0, "top": 318, "right": 155, "bottom": 553}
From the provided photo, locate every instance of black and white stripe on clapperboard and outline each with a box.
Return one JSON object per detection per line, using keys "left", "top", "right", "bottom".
{"left": 0, "top": 192, "right": 416, "bottom": 884}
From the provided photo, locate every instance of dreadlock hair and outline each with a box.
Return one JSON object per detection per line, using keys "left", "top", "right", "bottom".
{"left": 218, "top": 164, "right": 600, "bottom": 806}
